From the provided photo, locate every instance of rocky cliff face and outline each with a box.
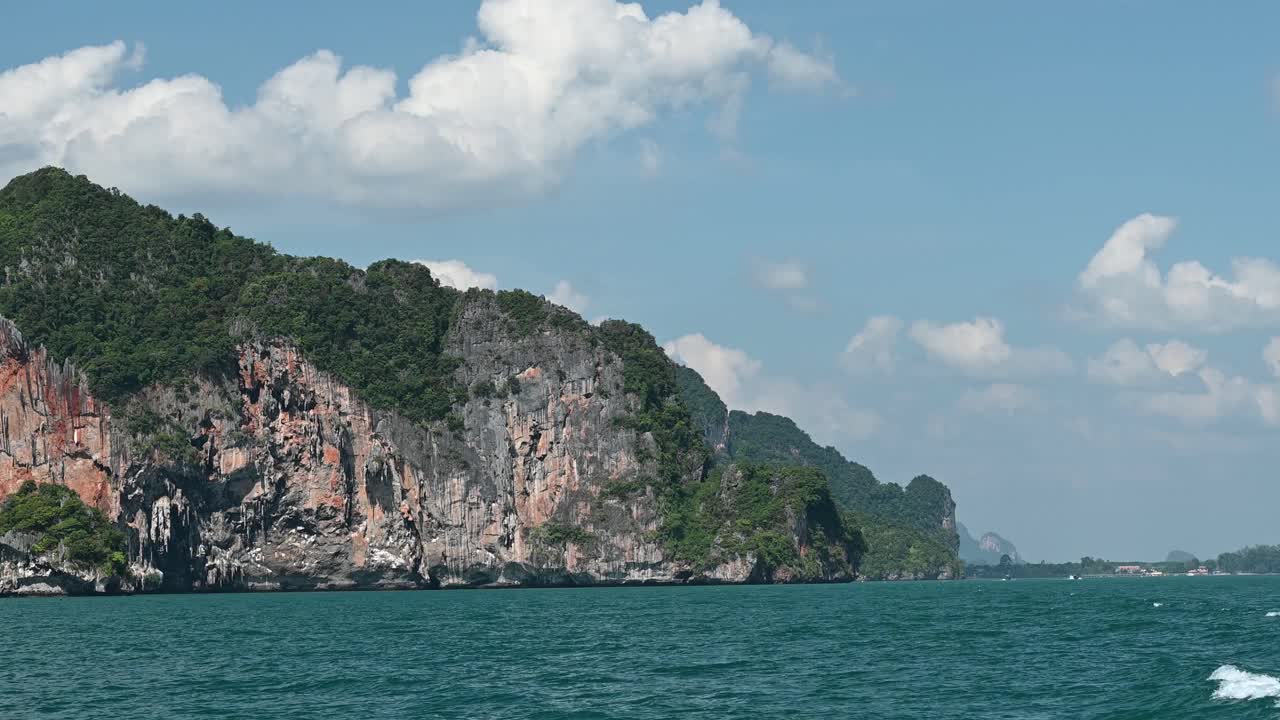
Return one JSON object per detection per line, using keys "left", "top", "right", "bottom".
{"left": 0, "top": 301, "right": 851, "bottom": 594}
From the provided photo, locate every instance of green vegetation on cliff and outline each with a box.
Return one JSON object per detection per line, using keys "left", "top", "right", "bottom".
{"left": 0, "top": 482, "right": 126, "bottom": 574}
{"left": 674, "top": 365, "right": 962, "bottom": 578}
{"left": 660, "top": 464, "right": 863, "bottom": 580}
{"left": 0, "top": 168, "right": 280, "bottom": 401}
{"left": 854, "top": 517, "right": 962, "bottom": 580}
{"left": 238, "top": 258, "right": 465, "bottom": 422}
{"left": 725, "top": 411, "right": 956, "bottom": 547}
{"left": 674, "top": 365, "right": 729, "bottom": 449}
{"left": 597, "top": 320, "right": 708, "bottom": 490}
{"left": 0, "top": 168, "right": 474, "bottom": 424}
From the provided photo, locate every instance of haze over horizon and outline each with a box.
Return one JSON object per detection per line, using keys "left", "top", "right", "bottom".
{"left": 3, "top": 0, "right": 1278, "bottom": 562}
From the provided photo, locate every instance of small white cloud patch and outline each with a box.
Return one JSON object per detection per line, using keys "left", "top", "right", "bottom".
{"left": 753, "top": 259, "right": 809, "bottom": 291}
{"left": 841, "top": 315, "right": 902, "bottom": 374}
{"left": 909, "top": 317, "right": 1071, "bottom": 377}
{"left": 548, "top": 280, "right": 589, "bottom": 315}
{"left": 414, "top": 260, "right": 498, "bottom": 290}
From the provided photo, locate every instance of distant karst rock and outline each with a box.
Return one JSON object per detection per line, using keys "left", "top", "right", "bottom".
{"left": 958, "top": 522, "right": 1022, "bottom": 566}
{"left": 1166, "top": 550, "right": 1198, "bottom": 563}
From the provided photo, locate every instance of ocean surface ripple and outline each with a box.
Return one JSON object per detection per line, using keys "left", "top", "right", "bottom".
{"left": 3, "top": 577, "right": 1280, "bottom": 719}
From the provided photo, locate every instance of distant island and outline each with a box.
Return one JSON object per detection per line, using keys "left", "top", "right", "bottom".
{"left": 0, "top": 168, "right": 964, "bottom": 595}
{"left": 958, "top": 523, "right": 1022, "bottom": 567}
{"left": 965, "top": 545, "right": 1280, "bottom": 579}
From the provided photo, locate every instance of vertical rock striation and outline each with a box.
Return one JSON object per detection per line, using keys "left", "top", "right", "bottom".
{"left": 0, "top": 303, "right": 853, "bottom": 594}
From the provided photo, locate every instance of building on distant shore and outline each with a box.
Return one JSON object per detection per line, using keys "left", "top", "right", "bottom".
{"left": 1114, "top": 565, "right": 1144, "bottom": 574}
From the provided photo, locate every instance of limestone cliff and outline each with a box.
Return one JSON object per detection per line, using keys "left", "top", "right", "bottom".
{"left": 0, "top": 306, "right": 854, "bottom": 594}
{"left": 0, "top": 166, "right": 873, "bottom": 594}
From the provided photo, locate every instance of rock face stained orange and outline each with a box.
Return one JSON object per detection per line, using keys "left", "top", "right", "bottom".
{"left": 0, "top": 298, "right": 852, "bottom": 594}
{"left": 0, "top": 320, "right": 116, "bottom": 515}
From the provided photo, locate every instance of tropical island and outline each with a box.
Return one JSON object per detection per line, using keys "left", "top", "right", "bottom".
{"left": 0, "top": 168, "right": 963, "bottom": 595}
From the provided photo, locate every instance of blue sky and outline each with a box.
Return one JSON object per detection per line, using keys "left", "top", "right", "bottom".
{"left": 3, "top": 1, "right": 1280, "bottom": 561}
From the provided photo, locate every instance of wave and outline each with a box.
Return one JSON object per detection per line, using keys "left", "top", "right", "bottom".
{"left": 1209, "top": 665, "right": 1280, "bottom": 703}
{"left": 1152, "top": 602, "right": 1163, "bottom": 608}
{"left": 1266, "top": 611, "right": 1280, "bottom": 618}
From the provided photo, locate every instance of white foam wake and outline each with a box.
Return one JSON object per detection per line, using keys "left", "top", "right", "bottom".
{"left": 1266, "top": 611, "right": 1280, "bottom": 617}
{"left": 1210, "top": 665, "right": 1280, "bottom": 703}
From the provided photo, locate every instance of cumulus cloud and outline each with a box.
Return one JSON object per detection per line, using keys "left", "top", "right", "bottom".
{"left": 548, "top": 280, "right": 589, "bottom": 314}
{"left": 841, "top": 315, "right": 902, "bottom": 374}
{"left": 908, "top": 317, "right": 1072, "bottom": 377}
{"left": 957, "top": 383, "right": 1037, "bottom": 415}
{"left": 1076, "top": 213, "right": 1280, "bottom": 331}
{"left": 664, "top": 333, "right": 880, "bottom": 441}
{"left": 414, "top": 259, "right": 498, "bottom": 290}
{"left": 1087, "top": 338, "right": 1207, "bottom": 386}
{"left": 0, "top": 1, "right": 839, "bottom": 211}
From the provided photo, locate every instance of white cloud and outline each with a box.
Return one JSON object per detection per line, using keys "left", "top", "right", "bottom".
{"left": 0, "top": 1, "right": 839, "bottom": 211}
{"left": 841, "top": 315, "right": 901, "bottom": 374}
{"left": 664, "top": 333, "right": 880, "bottom": 441}
{"left": 638, "top": 138, "right": 661, "bottom": 177}
{"left": 1147, "top": 340, "right": 1207, "bottom": 377}
{"left": 910, "top": 317, "right": 1008, "bottom": 370}
{"left": 662, "top": 333, "right": 761, "bottom": 408}
{"left": 1087, "top": 339, "right": 1156, "bottom": 386}
{"left": 1141, "top": 368, "right": 1275, "bottom": 426}
{"left": 1264, "top": 338, "right": 1280, "bottom": 378}
{"left": 752, "top": 259, "right": 808, "bottom": 291}
{"left": 751, "top": 258, "right": 817, "bottom": 312}
{"left": 766, "top": 42, "right": 840, "bottom": 92}
{"left": 1076, "top": 213, "right": 1280, "bottom": 331}
{"left": 548, "top": 280, "right": 589, "bottom": 314}
{"left": 1087, "top": 338, "right": 1206, "bottom": 386}
{"left": 414, "top": 259, "right": 498, "bottom": 290}
{"left": 908, "top": 316, "right": 1072, "bottom": 377}
{"left": 958, "top": 383, "right": 1037, "bottom": 415}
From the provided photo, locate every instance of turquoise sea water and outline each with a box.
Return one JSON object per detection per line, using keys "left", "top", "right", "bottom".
{"left": 4, "top": 577, "right": 1280, "bottom": 719}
